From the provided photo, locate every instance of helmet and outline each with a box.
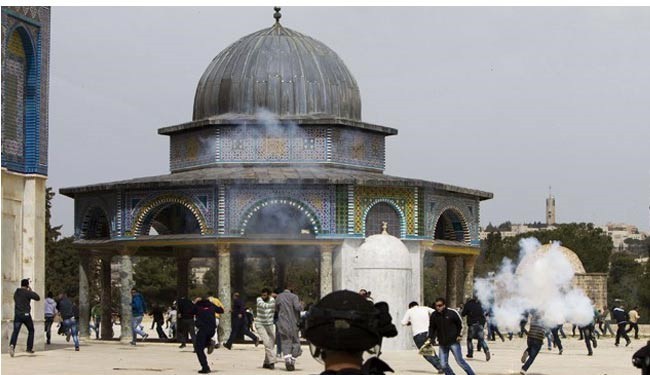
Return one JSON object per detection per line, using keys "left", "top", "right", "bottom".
{"left": 304, "top": 290, "right": 397, "bottom": 353}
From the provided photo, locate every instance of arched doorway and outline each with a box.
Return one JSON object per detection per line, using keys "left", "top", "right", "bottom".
{"left": 364, "top": 201, "right": 403, "bottom": 237}
{"left": 81, "top": 207, "right": 110, "bottom": 239}
{"left": 433, "top": 208, "right": 470, "bottom": 244}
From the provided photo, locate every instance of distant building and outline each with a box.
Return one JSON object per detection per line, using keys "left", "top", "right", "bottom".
{"left": 480, "top": 222, "right": 556, "bottom": 240}
{"left": 599, "top": 223, "right": 647, "bottom": 252}
{"left": 546, "top": 189, "right": 556, "bottom": 225}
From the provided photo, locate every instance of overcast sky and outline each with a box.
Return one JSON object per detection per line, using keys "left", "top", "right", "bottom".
{"left": 48, "top": 7, "right": 650, "bottom": 236}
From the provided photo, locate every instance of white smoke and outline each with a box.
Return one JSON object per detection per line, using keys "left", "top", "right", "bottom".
{"left": 474, "top": 237, "right": 595, "bottom": 331}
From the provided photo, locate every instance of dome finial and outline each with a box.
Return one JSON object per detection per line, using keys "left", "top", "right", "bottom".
{"left": 273, "top": 7, "right": 282, "bottom": 24}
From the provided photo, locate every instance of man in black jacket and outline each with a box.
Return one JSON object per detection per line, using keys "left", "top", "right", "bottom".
{"left": 429, "top": 297, "right": 475, "bottom": 375}
{"left": 613, "top": 304, "right": 631, "bottom": 347}
{"left": 177, "top": 296, "right": 196, "bottom": 349}
{"left": 192, "top": 296, "right": 225, "bottom": 373}
{"left": 8, "top": 279, "right": 40, "bottom": 357}
{"left": 57, "top": 292, "right": 80, "bottom": 351}
{"left": 461, "top": 296, "right": 490, "bottom": 361}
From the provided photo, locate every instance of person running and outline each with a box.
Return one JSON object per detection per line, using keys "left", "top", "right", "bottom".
{"left": 461, "top": 296, "right": 491, "bottom": 361}
{"left": 224, "top": 292, "right": 259, "bottom": 350}
{"left": 627, "top": 306, "right": 640, "bottom": 340}
{"left": 550, "top": 324, "right": 564, "bottom": 355}
{"left": 519, "top": 312, "right": 545, "bottom": 375}
{"left": 275, "top": 288, "right": 303, "bottom": 371}
{"left": 44, "top": 291, "right": 57, "bottom": 345}
{"left": 428, "top": 297, "right": 476, "bottom": 375}
{"left": 256, "top": 288, "right": 277, "bottom": 369}
{"left": 8, "top": 279, "right": 40, "bottom": 357}
{"left": 177, "top": 296, "right": 196, "bottom": 348}
{"left": 192, "top": 295, "right": 225, "bottom": 374}
{"left": 130, "top": 288, "right": 148, "bottom": 345}
{"left": 613, "top": 304, "right": 631, "bottom": 347}
{"left": 579, "top": 317, "right": 598, "bottom": 356}
{"left": 207, "top": 291, "right": 225, "bottom": 347}
{"left": 401, "top": 301, "right": 444, "bottom": 374}
{"left": 89, "top": 302, "right": 102, "bottom": 339}
{"left": 150, "top": 304, "right": 168, "bottom": 341}
{"left": 167, "top": 303, "right": 178, "bottom": 339}
{"left": 486, "top": 308, "right": 505, "bottom": 342}
{"left": 57, "top": 292, "right": 80, "bottom": 351}
{"left": 600, "top": 306, "right": 615, "bottom": 336}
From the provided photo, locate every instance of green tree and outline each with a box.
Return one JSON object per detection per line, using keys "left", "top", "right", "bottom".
{"left": 45, "top": 187, "right": 80, "bottom": 298}
{"left": 133, "top": 257, "right": 177, "bottom": 308}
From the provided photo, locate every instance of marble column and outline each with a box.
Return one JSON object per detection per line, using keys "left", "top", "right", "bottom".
{"left": 100, "top": 253, "right": 114, "bottom": 339}
{"left": 462, "top": 255, "right": 478, "bottom": 302}
{"left": 320, "top": 244, "right": 334, "bottom": 297}
{"left": 217, "top": 244, "right": 231, "bottom": 338}
{"left": 78, "top": 254, "right": 92, "bottom": 338}
{"left": 118, "top": 249, "right": 134, "bottom": 344}
{"left": 175, "top": 250, "right": 191, "bottom": 299}
{"left": 445, "top": 256, "right": 459, "bottom": 308}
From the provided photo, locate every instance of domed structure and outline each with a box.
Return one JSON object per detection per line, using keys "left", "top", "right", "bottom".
{"left": 193, "top": 19, "right": 361, "bottom": 122}
{"left": 61, "top": 8, "right": 493, "bottom": 350}
{"left": 516, "top": 243, "right": 586, "bottom": 275}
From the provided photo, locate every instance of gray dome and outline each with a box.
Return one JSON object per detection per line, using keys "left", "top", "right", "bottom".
{"left": 193, "top": 22, "right": 361, "bottom": 121}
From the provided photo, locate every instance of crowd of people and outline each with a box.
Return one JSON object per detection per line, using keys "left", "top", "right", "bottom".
{"left": 7, "top": 278, "right": 649, "bottom": 375}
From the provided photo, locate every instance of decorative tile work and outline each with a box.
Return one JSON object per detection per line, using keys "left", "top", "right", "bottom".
{"left": 425, "top": 192, "right": 479, "bottom": 244}
{"left": 362, "top": 199, "right": 406, "bottom": 238}
{"left": 170, "top": 127, "right": 218, "bottom": 171}
{"left": 219, "top": 125, "right": 328, "bottom": 163}
{"left": 335, "top": 185, "right": 348, "bottom": 234}
{"left": 227, "top": 184, "right": 335, "bottom": 235}
{"left": 1, "top": 7, "right": 49, "bottom": 175}
{"left": 354, "top": 186, "right": 415, "bottom": 235}
{"left": 124, "top": 188, "right": 215, "bottom": 236}
{"left": 330, "top": 128, "right": 384, "bottom": 170}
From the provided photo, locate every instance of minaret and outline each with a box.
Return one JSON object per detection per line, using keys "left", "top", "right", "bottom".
{"left": 546, "top": 186, "right": 556, "bottom": 225}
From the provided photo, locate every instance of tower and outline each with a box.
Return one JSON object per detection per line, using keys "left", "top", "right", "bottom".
{"left": 546, "top": 187, "right": 556, "bottom": 225}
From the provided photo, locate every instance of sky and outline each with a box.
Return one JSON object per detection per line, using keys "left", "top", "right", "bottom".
{"left": 48, "top": 7, "right": 650, "bottom": 236}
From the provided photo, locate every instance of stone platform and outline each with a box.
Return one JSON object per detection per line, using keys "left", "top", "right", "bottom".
{"left": 2, "top": 326, "right": 646, "bottom": 375}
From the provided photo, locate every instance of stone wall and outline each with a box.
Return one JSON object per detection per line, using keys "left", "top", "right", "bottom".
{"left": 574, "top": 273, "right": 608, "bottom": 311}
{"left": 1, "top": 169, "right": 46, "bottom": 352}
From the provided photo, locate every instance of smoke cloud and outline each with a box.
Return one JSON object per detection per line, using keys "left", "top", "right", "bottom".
{"left": 474, "top": 237, "right": 595, "bottom": 331}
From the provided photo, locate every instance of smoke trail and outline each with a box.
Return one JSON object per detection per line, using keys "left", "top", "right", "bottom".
{"left": 474, "top": 237, "right": 595, "bottom": 331}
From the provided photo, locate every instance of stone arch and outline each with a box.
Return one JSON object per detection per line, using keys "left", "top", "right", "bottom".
{"left": 80, "top": 206, "right": 111, "bottom": 239}
{"left": 132, "top": 195, "right": 209, "bottom": 236}
{"left": 3, "top": 25, "right": 40, "bottom": 172}
{"left": 239, "top": 197, "right": 322, "bottom": 236}
{"left": 432, "top": 206, "right": 470, "bottom": 244}
{"left": 362, "top": 199, "right": 406, "bottom": 238}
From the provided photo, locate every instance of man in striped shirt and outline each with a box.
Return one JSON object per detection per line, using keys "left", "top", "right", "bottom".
{"left": 520, "top": 312, "right": 545, "bottom": 375}
{"left": 256, "top": 288, "right": 277, "bottom": 369}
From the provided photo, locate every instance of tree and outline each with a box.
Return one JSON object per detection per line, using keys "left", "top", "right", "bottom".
{"left": 45, "top": 187, "right": 80, "bottom": 298}
{"left": 133, "top": 257, "right": 177, "bottom": 308}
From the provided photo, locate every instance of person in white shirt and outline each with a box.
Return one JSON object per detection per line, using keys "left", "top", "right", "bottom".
{"left": 401, "top": 301, "right": 444, "bottom": 374}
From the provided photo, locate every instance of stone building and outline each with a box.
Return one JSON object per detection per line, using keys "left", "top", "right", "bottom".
{"left": 1, "top": 6, "right": 51, "bottom": 352}
{"left": 518, "top": 243, "right": 607, "bottom": 310}
{"left": 60, "top": 9, "right": 492, "bottom": 348}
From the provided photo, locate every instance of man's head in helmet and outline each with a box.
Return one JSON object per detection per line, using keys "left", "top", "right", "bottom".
{"left": 304, "top": 290, "right": 397, "bottom": 373}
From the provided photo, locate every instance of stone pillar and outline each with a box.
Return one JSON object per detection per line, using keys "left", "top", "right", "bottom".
{"left": 217, "top": 244, "right": 231, "bottom": 338}
{"left": 320, "top": 244, "right": 334, "bottom": 297}
{"left": 462, "top": 255, "right": 478, "bottom": 302}
{"left": 175, "top": 249, "right": 191, "bottom": 299}
{"left": 233, "top": 250, "right": 244, "bottom": 294}
{"left": 78, "top": 254, "right": 92, "bottom": 339}
{"left": 445, "top": 256, "right": 459, "bottom": 308}
{"left": 276, "top": 250, "right": 287, "bottom": 290}
{"left": 118, "top": 249, "right": 135, "bottom": 344}
{"left": 100, "top": 254, "right": 114, "bottom": 339}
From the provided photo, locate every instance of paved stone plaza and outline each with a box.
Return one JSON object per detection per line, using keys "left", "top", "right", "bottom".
{"left": 2, "top": 324, "right": 645, "bottom": 375}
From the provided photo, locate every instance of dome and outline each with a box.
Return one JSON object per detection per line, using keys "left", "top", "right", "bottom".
{"left": 193, "top": 21, "right": 361, "bottom": 122}
{"left": 355, "top": 233, "right": 412, "bottom": 270}
{"left": 516, "top": 243, "right": 586, "bottom": 275}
